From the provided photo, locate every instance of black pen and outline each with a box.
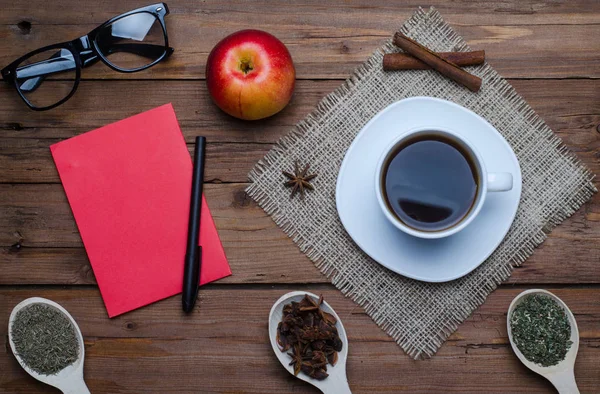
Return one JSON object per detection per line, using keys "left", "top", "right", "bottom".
{"left": 183, "top": 136, "right": 206, "bottom": 313}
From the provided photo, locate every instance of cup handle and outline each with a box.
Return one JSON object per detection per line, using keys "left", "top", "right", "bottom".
{"left": 487, "top": 173, "right": 513, "bottom": 192}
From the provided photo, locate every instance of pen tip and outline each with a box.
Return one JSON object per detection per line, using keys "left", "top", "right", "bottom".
{"left": 182, "top": 301, "right": 194, "bottom": 313}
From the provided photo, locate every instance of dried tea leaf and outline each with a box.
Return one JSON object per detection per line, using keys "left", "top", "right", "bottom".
{"left": 510, "top": 294, "right": 572, "bottom": 367}
{"left": 11, "top": 303, "right": 79, "bottom": 375}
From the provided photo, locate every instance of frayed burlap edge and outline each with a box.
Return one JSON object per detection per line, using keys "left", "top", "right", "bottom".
{"left": 246, "top": 7, "right": 596, "bottom": 358}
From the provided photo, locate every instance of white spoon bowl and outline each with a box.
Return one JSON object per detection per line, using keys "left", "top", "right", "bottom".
{"left": 507, "top": 289, "right": 579, "bottom": 394}
{"left": 8, "top": 297, "right": 90, "bottom": 394}
{"left": 268, "top": 291, "right": 351, "bottom": 394}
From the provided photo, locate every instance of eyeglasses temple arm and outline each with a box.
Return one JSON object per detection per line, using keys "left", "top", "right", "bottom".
{"left": 16, "top": 54, "right": 76, "bottom": 92}
{"left": 18, "top": 43, "right": 171, "bottom": 93}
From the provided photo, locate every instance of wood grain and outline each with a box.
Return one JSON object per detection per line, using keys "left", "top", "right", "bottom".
{"left": 1, "top": 287, "right": 599, "bottom": 393}
{"left": 2, "top": 0, "right": 599, "bottom": 26}
{"left": 0, "top": 1, "right": 598, "bottom": 80}
{"left": 0, "top": 79, "right": 598, "bottom": 155}
{"left": 0, "top": 80, "right": 329, "bottom": 143}
{"left": 1, "top": 183, "right": 599, "bottom": 286}
{"left": 0, "top": 139, "right": 272, "bottom": 184}
{"left": 1, "top": 0, "right": 599, "bottom": 392}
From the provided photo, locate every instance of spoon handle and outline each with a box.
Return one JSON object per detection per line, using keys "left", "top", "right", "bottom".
{"left": 321, "top": 372, "right": 352, "bottom": 394}
{"left": 61, "top": 377, "right": 90, "bottom": 394}
{"left": 547, "top": 369, "right": 579, "bottom": 394}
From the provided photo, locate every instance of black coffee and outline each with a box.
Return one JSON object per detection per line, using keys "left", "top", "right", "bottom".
{"left": 382, "top": 135, "right": 478, "bottom": 232}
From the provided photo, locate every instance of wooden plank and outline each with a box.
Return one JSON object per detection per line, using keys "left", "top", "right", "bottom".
{"left": 2, "top": 134, "right": 597, "bottom": 185}
{"left": 1, "top": 184, "right": 598, "bottom": 249}
{"left": 0, "top": 80, "right": 331, "bottom": 144}
{"left": 0, "top": 78, "right": 598, "bottom": 154}
{"left": 2, "top": 232, "right": 599, "bottom": 286}
{"left": 1, "top": 77, "right": 599, "bottom": 285}
{"left": 2, "top": 225, "right": 600, "bottom": 286}
{"left": 0, "top": 182, "right": 327, "bottom": 284}
{"left": 1, "top": 78, "right": 597, "bottom": 285}
{"left": 1, "top": 183, "right": 599, "bottom": 285}
{"left": 0, "top": 139, "right": 271, "bottom": 185}
{"left": 0, "top": 1, "right": 598, "bottom": 80}
{"left": 0, "top": 287, "right": 599, "bottom": 393}
{"left": 2, "top": 0, "right": 599, "bottom": 26}
{"left": 1, "top": 1, "right": 598, "bottom": 392}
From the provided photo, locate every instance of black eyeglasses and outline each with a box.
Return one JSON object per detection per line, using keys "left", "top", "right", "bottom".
{"left": 1, "top": 3, "right": 174, "bottom": 111}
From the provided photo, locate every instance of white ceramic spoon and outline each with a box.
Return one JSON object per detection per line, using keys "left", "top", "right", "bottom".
{"left": 8, "top": 297, "right": 90, "bottom": 394}
{"left": 269, "top": 291, "right": 351, "bottom": 394}
{"left": 507, "top": 289, "right": 579, "bottom": 394}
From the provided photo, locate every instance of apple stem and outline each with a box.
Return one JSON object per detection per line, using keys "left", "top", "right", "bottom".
{"left": 239, "top": 58, "right": 254, "bottom": 74}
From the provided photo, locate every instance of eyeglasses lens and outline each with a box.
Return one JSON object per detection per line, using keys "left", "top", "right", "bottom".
{"left": 15, "top": 48, "right": 77, "bottom": 109}
{"left": 95, "top": 12, "right": 167, "bottom": 70}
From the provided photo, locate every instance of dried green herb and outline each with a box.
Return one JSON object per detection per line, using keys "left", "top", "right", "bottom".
{"left": 277, "top": 295, "right": 341, "bottom": 380}
{"left": 510, "top": 294, "right": 572, "bottom": 367}
{"left": 11, "top": 303, "right": 79, "bottom": 375}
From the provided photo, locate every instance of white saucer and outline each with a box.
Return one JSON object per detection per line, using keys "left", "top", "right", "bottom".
{"left": 336, "top": 97, "right": 522, "bottom": 282}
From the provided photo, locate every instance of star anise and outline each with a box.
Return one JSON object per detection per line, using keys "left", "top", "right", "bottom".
{"left": 324, "top": 345, "right": 339, "bottom": 366}
{"left": 277, "top": 295, "right": 343, "bottom": 382}
{"left": 288, "top": 343, "right": 305, "bottom": 376}
{"left": 283, "top": 161, "right": 317, "bottom": 199}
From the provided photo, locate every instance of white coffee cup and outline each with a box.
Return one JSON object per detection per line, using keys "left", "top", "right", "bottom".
{"left": 374, "top": 127, "right": 513, "bottom": 239}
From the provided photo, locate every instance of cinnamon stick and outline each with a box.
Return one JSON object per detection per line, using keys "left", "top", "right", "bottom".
{"left": 392, "top": 33, "right": 482, "bottom": 92}
{"left": 383, "top": 50, "right": 485, "bottom": 71}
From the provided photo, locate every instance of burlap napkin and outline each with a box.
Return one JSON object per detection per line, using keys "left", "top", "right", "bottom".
{"left": 246, "top": 7, "right": 596, "bottom": 358}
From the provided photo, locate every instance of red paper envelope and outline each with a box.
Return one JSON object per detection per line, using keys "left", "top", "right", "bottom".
{"left": 51, "top": 104, "right": 231, "bottom": 317}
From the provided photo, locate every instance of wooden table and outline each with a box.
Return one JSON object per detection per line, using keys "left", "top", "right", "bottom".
{"left": 1, "top": 1, "right": 599, "bottom": 393}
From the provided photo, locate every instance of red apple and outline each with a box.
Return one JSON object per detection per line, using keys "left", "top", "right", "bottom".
{"left": 206, "top": 29, "right": 295, "bottom": 120}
